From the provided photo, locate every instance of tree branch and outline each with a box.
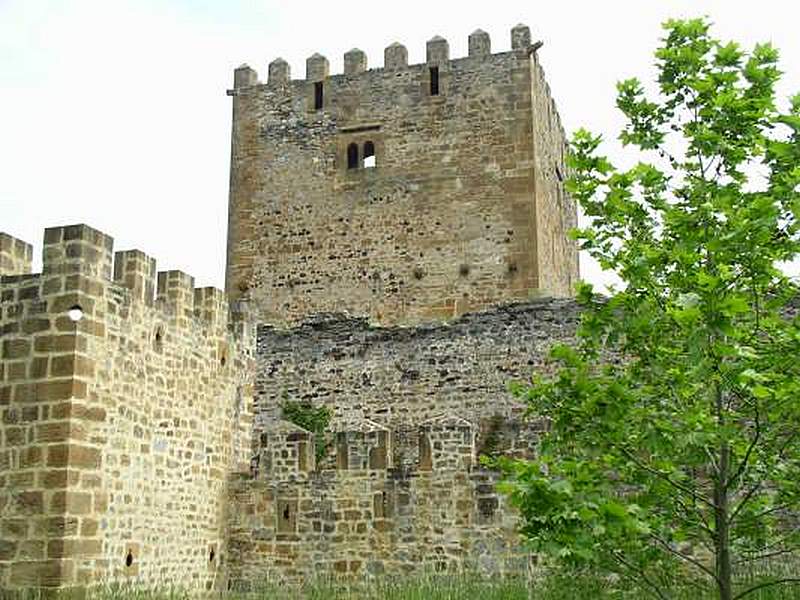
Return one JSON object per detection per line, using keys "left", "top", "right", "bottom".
{"left": 649, "top": 533, "right": 719, "bottom": 583}
{"left": 618, "top": 446, "right": 715, "bottom": 509}
{"left": 729, "top": 479, "right": 764, "bottom": 526}
{"left": 610, "top": 551, "right": 670, "bottom": 600}
{"left": 733, "top": 547, "right": 796, "bottom": 564}
{"left": 733, "top": 578, "right": 800, "bottom": 600}
{"left": 726, "top": 401, "right": 761, "bottom": 492}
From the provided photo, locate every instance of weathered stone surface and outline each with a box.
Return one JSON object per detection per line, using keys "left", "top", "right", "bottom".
{"left": 225, "top": 25, "right": 577, "bottom": 326}
{"left": 1, "top": 224, "right": 254, "bottom": 592}
{"left": 2, "top": 24, "right": 579, "bottom": 595}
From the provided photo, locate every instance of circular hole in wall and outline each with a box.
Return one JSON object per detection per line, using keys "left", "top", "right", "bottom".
{"left": 67, "top": 304, "right": 84, "bottom": 322}
{"left": 459, "top": 264, "right": 470, "bottom": 277}
{"left": 125, "top": 550, "right": 133, "bottom": 567}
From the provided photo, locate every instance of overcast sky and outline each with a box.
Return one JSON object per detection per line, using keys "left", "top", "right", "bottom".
{"left": 2, "top": 0, "right": 799, "bottom": 291}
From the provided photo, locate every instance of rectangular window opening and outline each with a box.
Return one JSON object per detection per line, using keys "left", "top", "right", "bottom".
{"left": 314, "top": 81, "right": 324, "bottom": 110}
{"left": 429, "top": 67, "right": 439, "bottom": 96}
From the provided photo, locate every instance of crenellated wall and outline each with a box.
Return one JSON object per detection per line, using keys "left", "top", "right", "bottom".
{"left": 227, "top": 415, "right": 530, "bottom": 585}
{"left": 0, "top": 224, "right": 254, "bottom": 592}
{"left": 0, "top": 233, "right": 33, "bottom": 277}
{"left": 226, "top": 297, "right": 580, "bottom": 583}
{"left": 3, "top": 24, "right": 581, "bottom": 594}
{"left": 225, "top": 25, "right": 578, "bottom": 326}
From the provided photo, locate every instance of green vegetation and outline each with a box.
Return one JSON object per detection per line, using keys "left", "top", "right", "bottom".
{"left": 281, "top": 400, "right": 332, "bottom": 464}
{"left": 4, "top": 568, "right": 800, "bottom": 600}
{"left": 500, "top": 16, "right": 800, "bottom": 600}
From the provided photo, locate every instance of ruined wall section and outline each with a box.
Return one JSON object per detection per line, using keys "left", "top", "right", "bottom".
{"left": 531, "top": 60, "right": 579, "bottom": 296}
{"left": 227, "top": 416, "right": 527, "bottom": 584}
{"left": 254, "top": 297, "right": 579, "bottom": 466}
{"left": 1, "top": 225, "right": 254, "bottom": 592}
{"left": 227, "top": 26, "right": 569, "bottom": 326}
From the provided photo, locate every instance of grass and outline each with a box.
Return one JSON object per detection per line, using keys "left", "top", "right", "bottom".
{"left": 2, "top": 568, "right": 799, "bottom": 600}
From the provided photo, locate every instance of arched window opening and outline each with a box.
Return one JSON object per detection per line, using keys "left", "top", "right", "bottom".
{"left": 363, "top": 141, "right": 376, "bottom": 168}
{"left": 347, "top": 143, "right": 359, "bottom": 169}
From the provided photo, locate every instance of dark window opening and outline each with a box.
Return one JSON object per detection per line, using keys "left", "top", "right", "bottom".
{"left": 347, "top": 143, "right": 359, "bottom": 169}
{"left": 363, "top": 141, "right": 375, "bottom": 168}
{"left": 277, "top": 499, "right": 297, "bottom": 533}
{"left": 154, "top": 326, "right": 164, "bottom": 353}
{"left": 314, "top": 81, "right": 323, "bottom": 110}
{"left": 209, "top": 548, "right": 216, "bottom": 562}
{"left": 419, "top": 432, "right": 432, "bottom": 471}
{"left": 125, "top": 550, "right": 134, "bottom": 567}
{"left": 555, "top": 165, "right": 564, "bottom": 182}
{"left": 430, "top": 67, "right": 440, "bottom": 96}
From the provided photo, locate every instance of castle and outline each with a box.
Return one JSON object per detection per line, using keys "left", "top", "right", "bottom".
{"left": 0, "top": 25, "right": 579, "bottom": 592}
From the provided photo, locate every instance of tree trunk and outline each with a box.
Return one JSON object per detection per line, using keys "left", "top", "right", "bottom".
{"left": 714, "top": 379, "right": 733, "bottom": 600}
{"left": 714, "top": 446, "right": 733, "bottom": 600}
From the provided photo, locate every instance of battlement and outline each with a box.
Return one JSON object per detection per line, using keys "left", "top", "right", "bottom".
{"left": 1, "top": 224, "right": 246, "bottom": 336}
{"left": 232, "top": 24, "right": 537, "bottom": 90}
{"left": 0, "top": 232, "right": 33, "bottom": 276}
{"left": 1, "top": 223, "right": 255, "bottom": 592}
{"left": 229, "top": 25, "right": 563, "bottom": 134}
{"left": 251, "top": 413, "right": 481, "bottom": 483}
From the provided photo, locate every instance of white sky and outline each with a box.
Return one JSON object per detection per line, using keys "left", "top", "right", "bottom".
{"left": 1, "top": 0, "right": 799, "bottom": 291}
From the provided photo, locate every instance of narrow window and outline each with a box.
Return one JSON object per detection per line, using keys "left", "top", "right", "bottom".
{"left": 347, "top": 143, "right": 359, "bottom": 169}
{"left": 314, "top": 81, "right": 323, "bottom": 110}
{"left": 363, "top": 141, "right": 376, "bottom": 168}
{"left": 429, "top": 67, "right": 440, "bottom": 96}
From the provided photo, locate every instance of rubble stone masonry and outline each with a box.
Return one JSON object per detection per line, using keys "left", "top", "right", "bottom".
{"left": 225, "top": 25, "right": 578, "bottom": 326}
{"left": 2, "top": 24, "right": 581, "bottom": 594}
{"left": 228, "top": 297, "right": 580, "bottom": 583}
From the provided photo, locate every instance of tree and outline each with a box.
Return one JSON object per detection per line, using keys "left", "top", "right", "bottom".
{"left": 499, "top": 18, "right": 800, "bottom": 600}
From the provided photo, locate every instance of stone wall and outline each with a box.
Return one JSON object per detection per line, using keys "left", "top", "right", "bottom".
{"left": 0, "top": 224, "right": 254, "bottom": 592}
{"left": 229, "top": 297, "right": 580, "bottom": 582}
{"left": 254, "top": 298, "right": 579, "bottom": 458}
{"left": 226, "top": 25, "right": 578, "bottom": 327}
{"left": 227, "top": 417, "right": 528, "bottom": 585}
{"left": 531, "top": 61, "right": 579, "bottom": 295}
{"left": 0, "top": 233, "right": 33, "bottom": 277}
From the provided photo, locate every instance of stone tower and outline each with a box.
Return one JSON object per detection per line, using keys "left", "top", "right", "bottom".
{"left": 225, "top": 24, "right": 578, "bottom": 326}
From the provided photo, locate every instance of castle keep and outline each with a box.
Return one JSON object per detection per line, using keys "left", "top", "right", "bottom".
{"left": 1, "top": 25, "right": 579, "bottom": 592}
{"left": 226, "top": 23, "right": 577, "bottom": 325}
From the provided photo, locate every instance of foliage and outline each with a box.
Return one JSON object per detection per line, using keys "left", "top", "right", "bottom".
{"left": 5, "top": 568, "right": 800, "bottom": 600}
{"left": 499, "top": 17, "right": 800, "bottom": 600}
{"left": 282, "top": 400, "right": 332, "bottom": 464}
